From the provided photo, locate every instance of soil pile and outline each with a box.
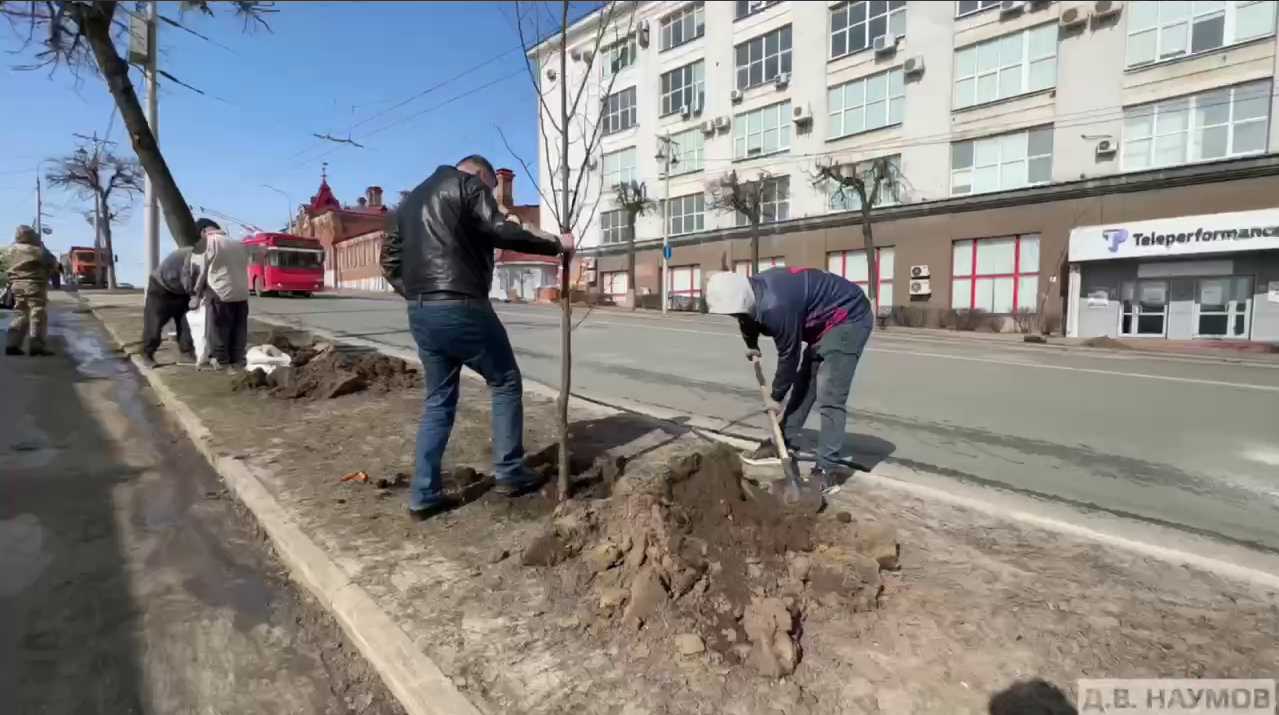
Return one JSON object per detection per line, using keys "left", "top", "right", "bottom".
{"left": 520, "top": 443, "right": 900, "bottom": 678}
{"left": 231, "top": 337, "right": 421, "bottom": 400}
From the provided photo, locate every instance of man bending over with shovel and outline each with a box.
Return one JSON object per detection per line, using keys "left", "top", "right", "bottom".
{"left": 705, "top": 267, "right": 873, "bottom": 494}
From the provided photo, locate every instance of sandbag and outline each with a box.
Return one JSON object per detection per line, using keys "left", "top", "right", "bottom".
{"left": 245, "top": 344, "right": 292, "bottom": 375}
{"left": 188, "top": 302, "right": 210, "bottom": 365}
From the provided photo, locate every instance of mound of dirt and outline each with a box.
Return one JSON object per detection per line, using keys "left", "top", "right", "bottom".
{"left": 231, "top": 338, "right": 421, "bottom": 400}
{"left": 520, "top": 444, "right": 900, "bottom": 678}
{"left": 1081, "top": 336, "right": 1131, "bottom": 350}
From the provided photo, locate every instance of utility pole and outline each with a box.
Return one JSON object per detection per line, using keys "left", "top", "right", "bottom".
{"left": 656, "top": 135, "right": 675, "bottom": 315}
{"left": 142, "top": 0, "right": 160, "bottom": 277}
{"left": 73, "top": 131, "right": 119, "bottom": 288}
{"left": 34, "top": 174, "right": 43, "bottom": 235}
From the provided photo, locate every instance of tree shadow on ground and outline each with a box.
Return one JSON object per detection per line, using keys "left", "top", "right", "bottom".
{"left": 988, "top": 679, "right": 1078, "bottom": 715}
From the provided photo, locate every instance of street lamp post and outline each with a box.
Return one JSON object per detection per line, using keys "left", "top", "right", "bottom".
{"left": 260, "top": 184, "right": 292, "bottom": 231}
{"left": 655, "top": 136, "right": 677, "bottom": 316}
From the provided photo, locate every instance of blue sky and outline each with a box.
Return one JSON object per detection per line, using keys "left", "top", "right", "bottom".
{"left": 0, "top": 1, "right": 587, "bottom": 285}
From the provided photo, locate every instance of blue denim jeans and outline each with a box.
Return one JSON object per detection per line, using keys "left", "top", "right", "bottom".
{"left": 780, "top": 316, "right": 873, "bottom": 471}
{"left": 406, "top": 297, "right": 526, "bottom": 509}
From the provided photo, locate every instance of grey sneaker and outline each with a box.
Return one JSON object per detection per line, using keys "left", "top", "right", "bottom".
{"left": 140, "top": 354, "right": 158, "bottom": 369}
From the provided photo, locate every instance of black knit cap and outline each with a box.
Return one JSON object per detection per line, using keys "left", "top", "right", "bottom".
{"left": 195, "top": 218, "right": 221, "bottom": 232}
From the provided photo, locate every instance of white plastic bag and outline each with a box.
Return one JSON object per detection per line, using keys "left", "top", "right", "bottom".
{"left": 188, "top": 302, "right": 210, "bottom": 365}
{"left": 245, "top": 344, "right": 292, "bottom": 375}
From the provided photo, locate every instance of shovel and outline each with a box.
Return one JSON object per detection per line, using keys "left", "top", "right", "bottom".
{"left": 750, "top": 356, "right": 808, "bottom": 505}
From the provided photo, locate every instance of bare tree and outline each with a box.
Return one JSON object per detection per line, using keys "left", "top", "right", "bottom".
{"left": 811, "top": 157, "right": 906, "bottom": 317}
{"left": 46, "top": 145, "right": 143, "bottom": 288}
{"left": 706, "top": 169, "right": 781, "bottom": 276}
{"left": 507, "top": 0, "right": 636, "bottom": 500}
{"left": 2, "top": 1, "right": 276, "bottom": 250}
{"left": 612, "top": 179, "right": 654, "bottom": 310}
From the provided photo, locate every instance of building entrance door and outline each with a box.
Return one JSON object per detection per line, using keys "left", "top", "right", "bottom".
{"left": 1119, "top": 279, "right": 1169, "bottom": 337}
{"left": 1194, "top": 276, "right": 1252, "bottom": 339}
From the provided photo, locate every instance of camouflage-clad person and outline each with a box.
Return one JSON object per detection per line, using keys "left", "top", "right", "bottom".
{"left": 5, "top": 224, "right": 58, "bottom": 356}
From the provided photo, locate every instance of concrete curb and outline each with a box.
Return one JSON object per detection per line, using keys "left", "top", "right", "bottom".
{"left": 86, "top": 310, "right": 483, "bottom": 715}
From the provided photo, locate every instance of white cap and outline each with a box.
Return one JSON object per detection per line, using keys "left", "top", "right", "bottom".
{"left": 705, "top": 271, "right": 756, "bottom": 315}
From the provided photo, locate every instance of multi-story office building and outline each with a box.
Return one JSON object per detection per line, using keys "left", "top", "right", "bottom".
{"left": 532, "top": 0, "right": 1279, "bottom": 341}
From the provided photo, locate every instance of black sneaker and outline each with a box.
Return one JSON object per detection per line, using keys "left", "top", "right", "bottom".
{"left": 494, "top": 471, "right": 547, "bottom": 497}
{"left": 408, "top": 497, "right": 456, "bottom": 522}
{"left": 809, "top": 467, "right": 846, "bottom": 496}
{"left": 740, "top": 442, "right": 782, "bottom": 466}
{"left": 140, "top": 354, "right": 158, "bottom": 369}
{"left": 4, "top": 345, "right": 23, "bottom": 356}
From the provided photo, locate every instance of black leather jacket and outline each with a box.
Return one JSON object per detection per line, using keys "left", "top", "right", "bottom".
{"left": 381, "top": 165, "right": 563, "bottom": 299}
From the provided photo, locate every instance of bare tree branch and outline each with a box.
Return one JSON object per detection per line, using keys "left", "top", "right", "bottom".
{"left": 706, "top": 170, "right": 779, "bottom": 275}
{"left": 496, "top": 123, "right": 558, "bottom": 213}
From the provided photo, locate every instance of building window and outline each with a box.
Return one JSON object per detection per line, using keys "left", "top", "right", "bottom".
{"left": 951, "top": 235, "right": 1039, "bottom": 313}
{"left": 602, "top": 35, "right": 637, "bottom": 74}
{"left": 600, "top": 209, "right": 631, "bottom": 245}
{"left": 661, "top": 2, "right": 705, "bottom": 51}
{"left": 831, "top": 1, "right": 906, "bottom": 59}
{"left": 736, "top": 0, "right": 781, "bottom": 20}
{"left": 602, "top": 146, "right": 637, "bottom": 192}
{"left": 953, "top": 23, "right": 1057, "bottom": 110}
{"left": 602, "top": 87, "right": 637, "bottom": 135}
{"left": 957, "top": 0, "right": 1000, "bottom": 16}
{"left": 601, "top": 270, "right": 629, "bottom": 297}
{"left": 828, "top": 155, "right": 904, "bottom": 212}
{"left": 733, "top": 101, "right": 792, "bottom": 159}
{"left": 1127, "top": 1, "right": 1277, "bottom": 68}
{"left": 666, "top": 192, "right": 706, "bottom": 236}
{"left": 1118, "top": 279, "right": 1169, "bottom": 336}
{"left": 735, "top": 175, "right": 790, "bottom": 226}
{"left": 668, "top": 127, "right": 705, "bottom": 175}
{"left": 827, "top": 246, "right": 894, "bottom": 306}
{"left": 733, "top": 257, "right": 786, "bottom": 275}
{"left": 668, "top": 264, "right": 703, "bottom": 311}
{"left": 735, "top": 25, "right": 792, "bottom": 90}
{"left": 661, "top": 61, "right": 705, "bottom": 116}
{"left": 951, "top": 126, "right": 1053, "bottom": 196}
{"left": 1122, "top": 80, "right": 1270, "bottom": 172}
{"left": 828, "top": 68, "right": 905, "bottom": 139}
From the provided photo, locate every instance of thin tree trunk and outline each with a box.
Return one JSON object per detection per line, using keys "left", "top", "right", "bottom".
{"left": 556, "top": 0, "right": 572, "bottom": 502}
{"left": 626, "top": 213, "right": 637, "bottom": 311}
{"left": 857, "top": 188, "right": 878, "bottom": 320}
{"left": 79, "top": 2, "right": 198, "bottom": 249}
{"left": 102, "top": 217, "right": 118, "bottom": 290}
{"left": 750, "top": 220, "right": 760, "bottom": 276}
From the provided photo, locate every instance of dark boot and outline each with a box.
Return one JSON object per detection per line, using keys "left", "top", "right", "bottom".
{"left": 4, "top": 345, "right": 23, "bottom": 356}
{"left": 27, "top": 339, "right": 52, "bottom": 357}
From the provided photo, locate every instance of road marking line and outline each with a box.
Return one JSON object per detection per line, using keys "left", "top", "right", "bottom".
{"left": 489, "top": 307, "right": 1279, "bottom": 393}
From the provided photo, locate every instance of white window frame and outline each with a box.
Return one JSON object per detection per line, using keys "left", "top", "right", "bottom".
{"left": 735, "top": 175, "right": 791, "bottom": 227}
{"left": 600, "top": 208, "right": 631, "bottom": 245}
{"left": 661, "top": 60, "right": 705, "bottom": 117}
{"left": 602, "top": 87, "right": 637, "bottom": 135}
{"left": 1121, "top": 80, "right": 1271, "bottom": 172}
{"left": 1126, "top": 1, "right": 1278, "bottom": 69}
{"left": 735, "top": 25, "right": 793, "bottom": 90}
{"left": 660, "top": 2, "right": 705, "bottom": 52}
{"left": 601, "top": 270, "right": 629, "bottom": 298}
{"left": 667, "top": 192, "right": 706, "bottom": 236}
{"left": 953, "top": 23, "right": 1058, "bottom": 110}
{"left": 951, "top": 126, "right": 1054, "bottom": 196}
{"left": 956, "top": 0, "right": 1000, "bottom": 17}
{"left": 602, "top": 146, "right": 638, "bottom": 190}
{"left": 602, "top": 35, "right": 637, "bottom": 75}
{"left": 668, "top": 127, "right": 705, "bottom": 175}
{"left": 667, "top": 265, "right": 703, "bottom": 312}
{"left": 828, "top": 68, "right": 906, "bottom": 139}
{"left": 827, "top": 246, "right": 894, "bottom": 306}
{"left": 828, "top": 155, "right": 904, "bottom": 212}
{"left": 951, "top": 235, "right": 1040, "bottom": 314}
{"left": 733, "top": 101, "right": 792, "bottom": 159}
{"left": 830, "top": 1, "right": 907, "bottom": 60}
{"left": 736, "top": 0, "right": 781, "bottom": 20}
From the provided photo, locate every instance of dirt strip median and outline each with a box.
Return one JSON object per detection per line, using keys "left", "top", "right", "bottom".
{"left": 82, "top": 298, "right": 1279, "bottom": 715}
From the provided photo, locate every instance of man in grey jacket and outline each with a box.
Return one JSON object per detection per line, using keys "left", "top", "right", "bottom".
{"left": 141, "top": 246, "right": 202, "bottom": 368}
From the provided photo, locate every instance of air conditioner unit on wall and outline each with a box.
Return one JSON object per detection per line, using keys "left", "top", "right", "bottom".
{"left": 680, "top": 104, "right": 692, "bottom": 119}
{"left": 1059, "top": 6, "right": 1089, "bottom": 28}
{"left": 730, "top": 89, "right": 744, "bottom": 104}
{"left": 792, "top": 103, "right": 813, "bottom": 124}
{"left": 700, "top": 119, "right": 716, "bottom": 135}
{"left": 714, "top": 115, "right": 731, "bottom": 131}
{"left": 872, "top": 34, "right": 897, "bottom": 54}
{"left": 1093, "top": 0, "right": 1122, "bottom": 18}
{"left": 902, "top": 56, "right": 925, "bottom": 76}
{"left": 909, "top": 279, "right": 932, "bottom": 296}
{"left": 1000, "top": 0, "right": 1026, "bottom": 13}
{"left": 910, "top": 265, "right": 930, "bottom": 279}
{"left": 1095, "top": 138, "right": 1117, "bottom": 157}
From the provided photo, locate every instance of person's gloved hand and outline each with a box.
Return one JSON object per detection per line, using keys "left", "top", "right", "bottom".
{"left": 763, "top": 398, "right": 783, "bottom": 415}
{"left": 189, "top": 298, "right": 201, "bottom": 312}
{"left": 746, "top": 348, "right": 762, "bottom": 362}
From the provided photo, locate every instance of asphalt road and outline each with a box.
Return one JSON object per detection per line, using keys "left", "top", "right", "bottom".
{"left": 253, "top": 294, "right": 1279, "bottom": 554}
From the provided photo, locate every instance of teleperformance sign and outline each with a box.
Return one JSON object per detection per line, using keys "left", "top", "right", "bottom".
{"left": 1069, "top": 208, "right": 1279, "bottom": 262}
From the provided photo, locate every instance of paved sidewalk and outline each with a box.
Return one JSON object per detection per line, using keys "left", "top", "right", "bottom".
{"left": 0, "top": 306, "right": 402, "bottom": 715}
{"left": 69, "top": 293, "right": 1279, "bottom": 715}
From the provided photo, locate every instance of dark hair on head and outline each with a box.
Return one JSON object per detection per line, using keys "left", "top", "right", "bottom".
{"left": 195, "top": 218, "right": 221, "bottom": 232}
{"left": 456, "top": 154, "right": 496, "bottom": 185}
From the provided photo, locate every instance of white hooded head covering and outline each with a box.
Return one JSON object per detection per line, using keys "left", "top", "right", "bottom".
{"left": 705, "top": 271, "right": 756, "bottom": 315}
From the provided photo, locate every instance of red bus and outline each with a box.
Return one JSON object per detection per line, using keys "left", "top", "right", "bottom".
{"left": 242, "top": 232, "right": 326, "bottom": 297}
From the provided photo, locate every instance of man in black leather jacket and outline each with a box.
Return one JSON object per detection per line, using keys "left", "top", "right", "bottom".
{"left": 382, "top": 155, "right": 571, "bottom": 521}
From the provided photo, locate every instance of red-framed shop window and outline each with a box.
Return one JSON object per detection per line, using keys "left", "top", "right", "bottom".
{"left": 951, "top": 234, "right": 1040, "bottom": 313}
